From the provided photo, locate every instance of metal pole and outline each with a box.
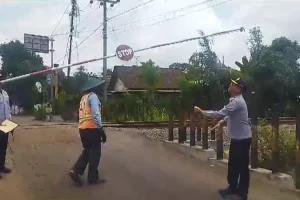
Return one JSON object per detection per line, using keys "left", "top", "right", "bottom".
{"left": 103, "top": 0, "right": 108, "bottom": 101}
{"left": 50, "top": 38, "right": 54, "bottom": 115}
{"left": 0, "top": 28, "right": 244, "bottom": 84}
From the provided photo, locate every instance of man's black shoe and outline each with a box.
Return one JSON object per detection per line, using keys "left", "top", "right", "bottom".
{"left": 1, "top": 167, "right": 12, "bottom": 174}
{"left": 237, "top": 193, "right": 248, "bottom": 200}
{"left": 68, "top": 170, "right": 83, "bottom": 187}
{"left": 88, "top": 178, "right": 106, "bottom": 185}
{"left": 219, "top": 187, "right": 237, "bottom": 197}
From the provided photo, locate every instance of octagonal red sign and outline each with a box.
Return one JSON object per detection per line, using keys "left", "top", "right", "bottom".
{"left": 116, "top": 45, "right": 134, "bottom": 61}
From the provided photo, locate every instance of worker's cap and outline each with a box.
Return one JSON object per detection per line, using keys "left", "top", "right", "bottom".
{"left": 231, "top": 77, "right": 248, "bottom": 91}
{"left": 80, "top": 77, "right": 105, "bottom": 93}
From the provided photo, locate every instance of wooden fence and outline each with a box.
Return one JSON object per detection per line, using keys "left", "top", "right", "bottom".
{"left": 168, "top": 110, "right": 300, "bottom": 189}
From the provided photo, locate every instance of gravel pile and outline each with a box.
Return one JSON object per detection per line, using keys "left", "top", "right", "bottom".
{"left": 107, "top": 127, "right": 230, "bottom": 142}
{"left": 107, "top": 124, "right": 296, "bottom": 144}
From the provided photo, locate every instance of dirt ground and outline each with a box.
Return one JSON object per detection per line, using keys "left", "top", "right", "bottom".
{"left": 0, "top": 124, "right": 299, "bottom": 200}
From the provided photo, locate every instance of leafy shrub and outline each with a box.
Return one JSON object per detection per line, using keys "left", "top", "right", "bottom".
{"left": 257, "top": 121, "right": 295, "bottom": 175}
{"left": 102, "top": 92, "right": 170, "bottom": 122}
{"left": 34, "top": 107, "right": 46, "bottom": 121}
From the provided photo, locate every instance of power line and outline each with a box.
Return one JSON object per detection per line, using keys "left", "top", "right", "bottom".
{"left": 108, "top": 0, "right": 216, "bottom": 31}
{"left": 55, "top": 0, "right": 155, "bottom": 63}
{"left": 0, "top": 0, "right": 228, "bottom": 46}
{"left": 62, "top": 36, "right": 70, "bottom": 65}
{"left": 108, "top": 0, "right": 231, "bottom": 35}
{"left": 52, "top": 0, "right": 217, "bottom": 38}
{"left": 50, "top": 3, "right": 71, "bottom": 37}
{"left": 108, "top": 0, "right": 155, "bottom": 21}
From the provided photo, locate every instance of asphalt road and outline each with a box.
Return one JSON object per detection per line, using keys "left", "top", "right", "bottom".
{"left": 0, "top": 126, "right": 298, "bottom": 200}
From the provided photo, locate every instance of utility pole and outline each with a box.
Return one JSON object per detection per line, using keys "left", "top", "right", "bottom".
{"left": 50, "top": 38, "right": 55, "bottom": 111}
{"left": 67, "top": 0, "right": 79, "bottom": 77}
{"left": 90, "top": 0, "right": 120, "bottom": 101}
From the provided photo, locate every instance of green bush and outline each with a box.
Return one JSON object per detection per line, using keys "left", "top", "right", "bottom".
{"left": 34, "top": 107, "right": 46, "bottom": 121}
{"left": 102, "top": 92, "right": 170, "bottom": 122}
{"left": 257, "top": 121, "right": 295, "bottom": 175}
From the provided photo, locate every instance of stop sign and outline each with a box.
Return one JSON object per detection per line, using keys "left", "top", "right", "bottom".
{"left": 116, "top": 45, "right": 134, "bottom": 61}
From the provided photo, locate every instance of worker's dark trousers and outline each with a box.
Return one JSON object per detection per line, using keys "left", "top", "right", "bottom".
{"left": 227, "top": 138, "right": 251, "bottom": 195}
{"left": 0, "top": 131, "right": 9, "bottom": 171}
{"left": 72, "top": 128, "right": 102, "bottom": 182}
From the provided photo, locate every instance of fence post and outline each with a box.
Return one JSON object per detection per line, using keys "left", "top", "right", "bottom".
{"left": 202, "top": 117, "right": 209, "bottom": 149}
{"left": 196, "top": 114, "right": 202, "bottom": 141}
{"left": 168, "top": 110, "right": 174, "bottom": 141}
{"left": 178, "top": 98, "right": 185, "bottom": 144}
{"left": 250, "top": 91, "right": 259, "bottom": 169}
{"left": 183, "top": 112, "right": 188, "bottom": 142}
{"left": 295, "top": 115, "right": 300, "bottom": 189}
{"left": 178, "top": 110, "right": 185, "bottom": 144}
{"left": 190, "top": 112, "right": 196, "bottom": 146}
{"left": 271, "top": 103, "right": 280, "bottom": 174}
{"left": 210, "top": 119, "right": 216, "bottom": 140}
{"left": 216, "top": 125, "right": 224, "bottom": 160}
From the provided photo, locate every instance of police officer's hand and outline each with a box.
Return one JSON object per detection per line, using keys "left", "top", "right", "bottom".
{"left": 194, "top": 106, "right": 203, "bottom": 113}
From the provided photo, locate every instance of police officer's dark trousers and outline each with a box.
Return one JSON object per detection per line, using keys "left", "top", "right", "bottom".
{"left": 72, "top": 128, "right": 102, "bottom": 182}
{"left": 0, "top": 131, "right": 8, "bottom": 171}
{"left": 227, "top": 138, "right": 251, "bottom": 195}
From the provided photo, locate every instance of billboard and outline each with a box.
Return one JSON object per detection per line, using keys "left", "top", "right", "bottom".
{"left": 24, "top": 34, "right": 49, "bottom": 54}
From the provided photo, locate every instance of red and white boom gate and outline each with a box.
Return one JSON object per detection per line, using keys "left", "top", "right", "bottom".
{"left": 0, "top": 27, "right": 245, "bottom": 84}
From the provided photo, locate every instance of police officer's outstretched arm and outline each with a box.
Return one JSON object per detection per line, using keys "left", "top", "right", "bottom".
{"left": 89, "top": 93, "right": 107, "bottom": 143}
{"left": 202, "top": 98, "right": 239, "bottom": 119}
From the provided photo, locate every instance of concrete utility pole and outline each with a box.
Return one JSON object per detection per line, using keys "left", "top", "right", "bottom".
{"left": 67, "top": 0, "right": 80, "bottom": 77}
{"left": 90, "top": 0, "right": 120, "bottom": 101}
{"left": 50, "top": 38, "right": 55, "bottom": 109}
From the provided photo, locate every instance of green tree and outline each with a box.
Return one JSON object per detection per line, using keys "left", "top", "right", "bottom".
{"left": 138, "top": 60, "right": 161, "bottom": 120}
{"left": 0, "top": 40, "right": 46, "bottom": 111}
{"left": 180, "top": 30, "right": 229, "bottom": 110}
{"left": 236, "top": 27, "right": 300, "bottom": 116}
{"left": 169, "top": 62, "right": 190, "bottom": 73}
{"left": 61, "top": 65, "right": 90, "bottom": 95}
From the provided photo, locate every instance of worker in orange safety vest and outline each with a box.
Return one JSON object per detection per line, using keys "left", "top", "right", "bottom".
{"left": 68, "top": 78, "right": 107, "bottom": 186}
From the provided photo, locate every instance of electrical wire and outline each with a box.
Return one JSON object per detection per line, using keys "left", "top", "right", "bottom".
{"left": 50, "top": 3, "right": 70, "bottom": 37}
{"left": 55, "top": 0, "right": 156, "bottom": 63}
{"left": 108, "top": 0, "right": 155, "bottom": 21}
{"left": 52, "top": 0, "right": 217, "bottom": 38}
{"left": 108, "top": 0, "right": 231, "bottom": 35}
{"left": 62, "top": 36, "right": 70, "bottom": 65}
{"left": 108, "top": 0, "right": 216, "bottom": 30}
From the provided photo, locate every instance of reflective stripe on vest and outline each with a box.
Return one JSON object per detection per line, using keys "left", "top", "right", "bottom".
{"left": 78, "top": 93, "right": 101, "bottom": 129}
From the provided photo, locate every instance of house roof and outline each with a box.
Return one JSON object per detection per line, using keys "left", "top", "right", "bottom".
{"left": 107, "top": 65, "right": 182, "bottom": 91}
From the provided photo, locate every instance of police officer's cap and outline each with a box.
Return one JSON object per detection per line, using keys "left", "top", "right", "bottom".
{"left": 231, "top": 77, "right": 248, "bottom": 92}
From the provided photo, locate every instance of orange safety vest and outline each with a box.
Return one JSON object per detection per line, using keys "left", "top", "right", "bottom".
{"left": 78, "top": 93, "right": 101, "bottom": 129}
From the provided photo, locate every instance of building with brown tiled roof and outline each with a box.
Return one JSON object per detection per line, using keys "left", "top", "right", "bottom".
{"left": 107, "top": 65, "right": 182, "bottom": 94}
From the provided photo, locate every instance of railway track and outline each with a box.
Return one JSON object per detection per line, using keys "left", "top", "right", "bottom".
{"left": 19, "top": 118, "right": 297, "bottom": 129}
{"left": 100, "top": 118, "right": 296, "bottom": 128}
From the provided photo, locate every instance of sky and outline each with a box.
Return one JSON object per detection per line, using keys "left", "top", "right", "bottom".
{"left": 0, "top": 0, "right": 299, "bottom": 76}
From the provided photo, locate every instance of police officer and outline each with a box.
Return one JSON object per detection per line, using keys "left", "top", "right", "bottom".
{"left": 0, "top": 77, "right": 12, "bottom": 179}
{"left": 69, "top": 79, "right": 107, "bottom": 186}
{"left": 194, "top": 78, "right": 251, "bottom": 200}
